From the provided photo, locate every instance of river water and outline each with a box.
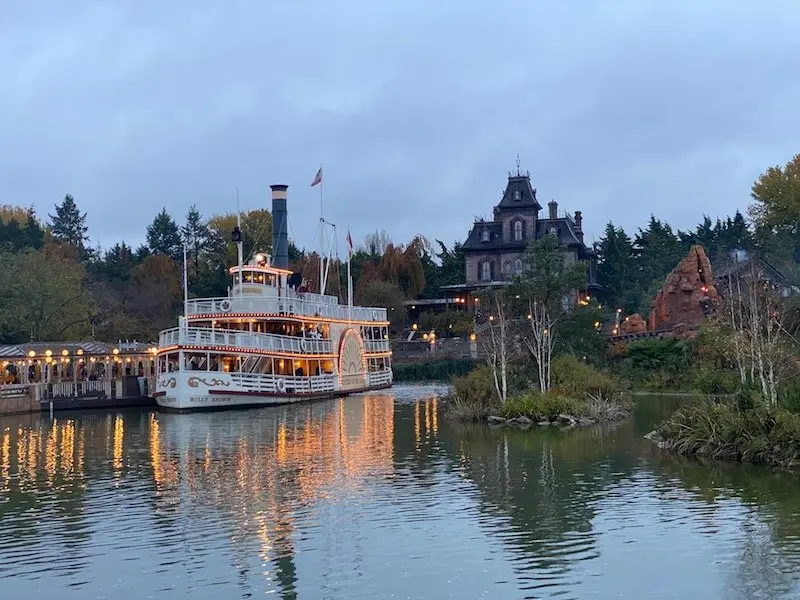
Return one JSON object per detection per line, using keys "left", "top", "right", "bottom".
{"left": 2, "top": 385, "right": 800, "bottom": 599}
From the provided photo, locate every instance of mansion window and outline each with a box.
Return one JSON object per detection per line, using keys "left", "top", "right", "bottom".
{"left": 481, "top": 261, "right": 492, "bottom": 281}
{"left": 513, "top": 220, "right": 523, "bottom": 241}
{"left": 514, "top": 190, "right": 521, "bottom": 201}
{"left": 482, "top": 229, "right": 490, "bottom": 242}
{"left": 515, "top": 258, "right": 523, "bottom": 275}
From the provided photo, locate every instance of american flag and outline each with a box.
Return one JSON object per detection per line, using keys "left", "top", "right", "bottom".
{"left": 310, "top": 166, "right": 323, "bottom": 187}
{"left": 347, "top": 229, "right": 353, "bottom": 258}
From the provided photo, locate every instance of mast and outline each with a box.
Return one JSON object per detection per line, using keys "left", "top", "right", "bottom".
{"left": 182, "top": 242, "right": 189, "bottom": 317}
{"left": 236, "top": 187, "right": 243, "bottom": 299}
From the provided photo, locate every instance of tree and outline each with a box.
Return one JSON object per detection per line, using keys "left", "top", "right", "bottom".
{"left": 48, "top": 194, "right": 89, "bottom": 250}
{"left": 127, "top": 255, "right": 183, "bottom": 336}
{"left": 100, "top": 242, "right": 137, "bottom": 283}
{"left": 515, "top": 235, "right": 587, "bottom": 392}
{"left": 0, "top": 246, "right": 92, "bottom": 342}
{"left": 358, "top": 280, "right": 407, "bottom": 331}
{"left": 364, "top": 229, "right": 391, "bottom": 257}
{"left": 181, "top": 205, "right": 210, "bottom": 282}
{"left": 479, "top": 286, "right": 513, "bottom": 404}
{"left": 720, "top": 258, "right": 798, "bottom": 406}
{"left": 594, "top": 223, "right": 635, "bottom": 311}
{"left": 207, "top": 209, "right": 272, "bottom": 268}
{"left": 146, "top": 208, "right": 183, "bottom": 261}
{"left": 750, "top": 154, "right": 800, "bottom": 273}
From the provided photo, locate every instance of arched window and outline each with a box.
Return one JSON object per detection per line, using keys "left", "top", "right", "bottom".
{"left": 549, "top": 226, "right": 558, "bottom": 237}
{"left": 515, "top": 258, "right": 523, "bottom": 275}
{"left": 481, "top": 261, "right": 492, "bottom": 281}
{"left": 502, "top": 261, "right": 511, "bottom": 275}
{"left": 481, "top": 229, "right": 490, "bottom": 242}
{"left": 514, "top": 190, "right": 521, "bottom": 201}
{"left": 513, "top": 220, "right": 523, "bottom": 241}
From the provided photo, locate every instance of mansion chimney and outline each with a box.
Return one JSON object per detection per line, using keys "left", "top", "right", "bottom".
{"left": 548, "top": 199, "right": 558, "bottom": 220}
{"left": 574, "top": 210, "right": 583, "bottom": 232}
{"left": 270, "top": 184, "right": 289, "bottom": 269}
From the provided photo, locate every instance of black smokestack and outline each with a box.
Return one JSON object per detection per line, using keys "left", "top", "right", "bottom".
{"left": 270, "top": 184, "right": 289, "bottom": 269}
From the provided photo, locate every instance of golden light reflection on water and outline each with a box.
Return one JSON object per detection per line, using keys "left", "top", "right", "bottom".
{"left": 113, "top": 416, "right": 124, "bottom": 475}
{"left": 1, "top": 428, "right": 9, "bottom": 493}
{"left": 414, "top": 397, "right": 439, "bottom": 447}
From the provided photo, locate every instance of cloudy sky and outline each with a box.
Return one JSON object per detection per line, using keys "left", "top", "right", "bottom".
{"left": 2, "top": 1, "right": 800, "bottom": 255}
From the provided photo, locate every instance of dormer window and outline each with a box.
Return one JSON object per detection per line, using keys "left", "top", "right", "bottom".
{"left": 549, "top": 226, "right": 558, "bottom": 237}
{"left": 513, "top": 220, "right": 523, "bottom": 241}
{"left": 481, "top": 229, "right": 490, "bottom": 242}
{"left": 514, "top": 190, "right": 521, "bottom": 201}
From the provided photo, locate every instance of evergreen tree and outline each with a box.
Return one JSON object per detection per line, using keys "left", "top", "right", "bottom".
{"left": 180, "top": 205, "right": 210, "bottom": 281}
{"left": 102, "top": 242, "right": 137, "bottom": 282}
{"left": 48, "top": 194, "right": 89, "bottom": 249}
{"left": 594, "top": 222, "right": 636, "bottom": 311}
{"left": 146, "top": 208, "right": 183, "bottom": 261}
{"left": 633, "top": 216, "right": 687, "bottom": 290}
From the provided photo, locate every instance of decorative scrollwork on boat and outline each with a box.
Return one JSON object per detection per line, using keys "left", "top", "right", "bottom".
{"left": 158, "top": 377, "right": 177, "bottom": 389}
{"left": 187, "top": 376, "right": 231, "bottom": 388}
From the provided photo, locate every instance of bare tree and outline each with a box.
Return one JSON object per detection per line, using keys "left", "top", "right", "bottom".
{"left": 479, "top": 287, "right": 512, "bottom": 404}
{"left": 721, "top": 257, "right": 798, "bottom": 407}
{"left": 515, "top": 236, "right": 586, "bottom": 392}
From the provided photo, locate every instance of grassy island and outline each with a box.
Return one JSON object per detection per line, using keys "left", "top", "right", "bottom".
{"left": 445, "top": 355, "right": 632, "bottom": 428}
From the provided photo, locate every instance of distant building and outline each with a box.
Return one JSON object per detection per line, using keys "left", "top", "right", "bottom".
{"left": 439, "top": 166, "right": 600, "bottom": 310}
{"left": 714, "top": 251, "right": 797, "bottom": 298}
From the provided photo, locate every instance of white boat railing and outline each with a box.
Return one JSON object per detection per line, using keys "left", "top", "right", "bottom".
{"left": 228, "top": 372, "right": 337, "bottom": 395}
{"left": 368, "top": 370, "right": 393, "bottom": 387}
{"left": 159, "top": 327, "right": 334, "bottom": 355}
{"left": 185, "top": 296, "right": 388, "bottom": 323}
{"left": 363, "top": 339, "right": 391, "bottom": 353}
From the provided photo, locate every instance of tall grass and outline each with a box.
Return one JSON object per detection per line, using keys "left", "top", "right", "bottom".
{"left": 656, "top": 400, "right": 800, "bottom": 467}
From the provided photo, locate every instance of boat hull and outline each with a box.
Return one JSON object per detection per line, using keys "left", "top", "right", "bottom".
{"left": 153, "top": 371, "right": 392, "bottom": 411}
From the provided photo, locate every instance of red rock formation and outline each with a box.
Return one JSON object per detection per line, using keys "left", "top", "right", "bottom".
{"left": 648, "top": 245, "right": 720, "bottom": 331}
{"left": 620, "top": 313, "right": 647, "bottom": 335}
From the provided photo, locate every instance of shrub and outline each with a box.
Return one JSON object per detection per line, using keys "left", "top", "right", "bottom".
{"left": 550, "top": 355, "right": 621, "bottom": 398}
{"left": 501, "top": 391, "right": 582, "bottom": 421}
{"left": 692, "top": 365, "right": 740, "bottom": 395}
{"left": 392, "top": 359, "right": 480, "bottom": 382}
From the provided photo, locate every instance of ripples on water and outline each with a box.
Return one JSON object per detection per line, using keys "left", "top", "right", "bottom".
{"left": 1, "top": 385, "right": 800, "bottom": 599}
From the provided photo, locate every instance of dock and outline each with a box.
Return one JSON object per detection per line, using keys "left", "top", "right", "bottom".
{"left": 1, "top": 340, "right": 158, "bottom": 416}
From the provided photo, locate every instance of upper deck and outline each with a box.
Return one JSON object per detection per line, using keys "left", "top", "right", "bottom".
{"left": 186, "top": 292, "right": 389, "bottom": 324}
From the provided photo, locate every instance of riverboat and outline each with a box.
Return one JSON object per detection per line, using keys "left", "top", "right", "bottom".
{"left": 153, "top": 184, "right": 393, "bottom": 411}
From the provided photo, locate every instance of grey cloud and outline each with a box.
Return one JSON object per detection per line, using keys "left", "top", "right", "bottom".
{"left": 2, "top": 0, "right": 800, "bottom": 257}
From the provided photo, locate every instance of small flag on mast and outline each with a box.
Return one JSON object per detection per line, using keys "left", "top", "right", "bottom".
{"left": 347, "top": 229, "right": 353, "bottom": 258}
{"left": 310, "top": 166, "right": 323, "bottom": 187}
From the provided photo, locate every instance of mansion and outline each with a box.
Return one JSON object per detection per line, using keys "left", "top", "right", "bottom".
{"left": 438, "top": 167, "right": 600, "bottom": 310}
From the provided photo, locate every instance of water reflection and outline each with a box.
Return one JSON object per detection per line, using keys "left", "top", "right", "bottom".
{"left": 1, "top": 390, "right": 800, "bottom": 599}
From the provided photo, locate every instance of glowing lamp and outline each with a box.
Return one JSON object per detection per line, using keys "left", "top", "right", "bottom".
{"left": 112, "top": 348, "right": 120, "bottom": 355}
{"left": 76, "top": 349, "right": 84, "bottom": 356}
{"left": 61, "top": 349, "right": 69, "bottom": 356}
{"left": 27, "top": 350, "right": 35, "bottom": 358}
{"left": 45, "top": 350, "right": 52, "bottom": 357}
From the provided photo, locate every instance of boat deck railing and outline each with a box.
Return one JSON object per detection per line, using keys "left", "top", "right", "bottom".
{"left": 160, "top": 327, "right": 335, "bottom": 355}
{"left": 159, "top": 327, "right": 392, "bottom": 354}
{"left": 184, "top": 295, "right": 388, "bottom": 323}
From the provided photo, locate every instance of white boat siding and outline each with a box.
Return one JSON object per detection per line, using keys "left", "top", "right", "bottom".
{"left": 154, "top": 369, "right": 393, "bottom": 410}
